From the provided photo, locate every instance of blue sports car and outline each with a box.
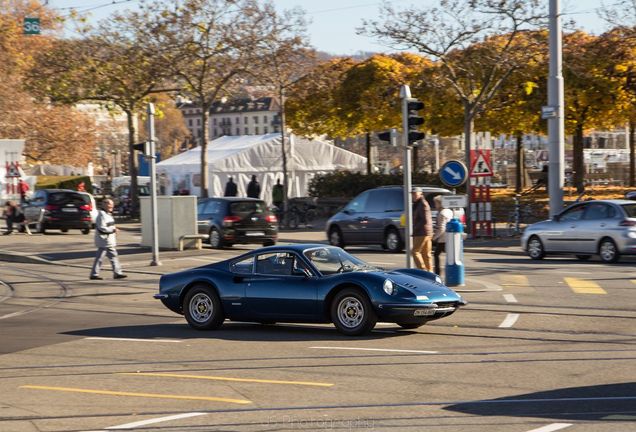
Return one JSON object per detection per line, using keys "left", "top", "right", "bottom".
{"left": 154, "top": 244, "right": 467, "bottom": 336}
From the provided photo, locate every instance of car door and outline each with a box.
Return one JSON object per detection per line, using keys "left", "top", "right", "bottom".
{"left": 245, "top": 251, "right": 318, "bottom": 319}
{"left": 339, "top": 190, "right": 371, "bottom": 244}
{"left": 577, "top": 202, "right": 618, "bottom": 254}
{"left": 364, "top": 189, "right": 401, "bottom": 244}
{"left": 197, "top": 199, "right": 218, "bottom": 235}
{"left": 545, "top": 204, "right": 586, "bottom": 252}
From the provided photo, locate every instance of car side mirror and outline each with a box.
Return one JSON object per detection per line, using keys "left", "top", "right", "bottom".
{"left": 343, "top": 209, "right": 352, "bottom": 215}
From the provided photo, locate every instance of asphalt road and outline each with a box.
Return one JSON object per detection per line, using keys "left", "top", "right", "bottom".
{"left": 0, "top": 228, "right": 635, "bottom": 432}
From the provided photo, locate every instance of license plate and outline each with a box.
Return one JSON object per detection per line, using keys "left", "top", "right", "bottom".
{"left": 62, "top": 208, "right": 78, "bottom": 212}
{"left": 245, "top": 231, "right": 265, "bottom": 236}
{"left": 414, "top": 309, "right": 435, "bottom": 316}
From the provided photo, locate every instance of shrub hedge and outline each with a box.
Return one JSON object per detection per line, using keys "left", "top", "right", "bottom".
{"left": 308, "top": 171, "right": 447, "bottom": 199}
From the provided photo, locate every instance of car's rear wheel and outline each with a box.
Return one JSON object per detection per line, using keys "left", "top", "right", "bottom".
{"left": 331, "top": 288, "right": 377, "bottom": 336}
{"left": 328, "top": 226, "right": 345, "bottom": 248}
{"left": 575, "top": 254, "right": 591, "bottom": 261}
{"left": 36, "top": 222, "right": 46, "bottom": 234}
{"left": 81, "top": 228, "right": 90, "bottom": 235}
{"left": 209, "top": 228, "right": 224, "bottom": 249}
{"left": 183, "top": 284, "right": 224, "bottom": 330}
{"left": 599, "top": 238, "right": 620, "bottom": 264}
{"left": 61, "top": 228, "right": 69, "bottom": 233}
{"left": 396, "top": 321, "right": 426, "bottom": 330}
{"left": 384, "top": 228, "right": 403, "bottom": 253}
{"left": 527, "top": 236, "right": 545, "bottom": 260}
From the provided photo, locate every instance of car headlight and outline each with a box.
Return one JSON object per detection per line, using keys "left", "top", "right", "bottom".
{"left": 435, "top": 275, "right": 442, "bottom": 284}
{"left": 383, "top": 279, "right": 395, "bottom": 295}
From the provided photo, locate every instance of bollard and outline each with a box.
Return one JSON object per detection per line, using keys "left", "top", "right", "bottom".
{"left": 445, "top": 217, "right": 465, "bottom": 286}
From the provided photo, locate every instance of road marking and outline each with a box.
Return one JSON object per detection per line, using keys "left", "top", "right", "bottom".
{"left": 503, "top": 294, "right": 518, "bottom": 303}
{"left": 525, "top": 423, "right": 572, "bottom": 432}
{"left": 20, "top": 385, "right": 251, "bottom": 404}
{"left": 631, "top": 280, "right": 636, "bottom": 285}
{"left": 500, "top": 274, "right": 529, "bottom": 287}
{"left": 564, "top": 277, "right": 607, "bottom": 295}
{"left": 85, "top": 337, "right": 182, "bottom": 343}
{"left": 498, "top": 313, "right": 519, "bottom": 328}
{"left": 310, "top": 347, "right": 438, "bottom": 354}
{"left": 105, "top": 412, "right": 207, "bottom": 430}
{"left": 118, "top": 372, "right": 334, "bottom": 387}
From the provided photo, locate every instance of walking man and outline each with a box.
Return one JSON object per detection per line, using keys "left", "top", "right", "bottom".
{"left": 432, "top": 195, "right": 454, "bottom": 275}
{"left": 90, "top": 199, "right": 127, "bottom": 280}
{"left": 411, "top": 187, "right": 433, "bottom": 271}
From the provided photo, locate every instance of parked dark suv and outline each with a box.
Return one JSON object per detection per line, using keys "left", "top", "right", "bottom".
{"left": 326, "top": 186, "right": 463, "bottom": 252}
{"left": 197, "top": 197, "right": 278, "bottom": 248}
{"left": 22, "top": 189, "right": 93, "bottom": 234}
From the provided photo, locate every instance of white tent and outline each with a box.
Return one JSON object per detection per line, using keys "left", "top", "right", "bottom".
{"left": 157, "top": 133, "right": 367, "bottom": 204}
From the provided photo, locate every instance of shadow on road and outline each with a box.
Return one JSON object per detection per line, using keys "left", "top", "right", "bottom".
{"left": 445, "top": 382, "right": 636, "bottom": 421}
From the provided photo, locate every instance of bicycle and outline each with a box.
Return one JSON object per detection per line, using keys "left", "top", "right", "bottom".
{"left": 284, "top": 199, "right": 318, "bottom": 229}
{"left": 504, "top": 191, "right": 542, "bottom": 237}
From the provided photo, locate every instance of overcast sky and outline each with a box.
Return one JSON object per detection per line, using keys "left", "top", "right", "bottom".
{"left": 48, "top": 0, "right": 613, "bottom": 56}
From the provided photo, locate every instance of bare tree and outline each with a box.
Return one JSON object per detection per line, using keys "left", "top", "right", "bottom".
{"left": 359, "top": 0, "right": 543, "bottom": 172}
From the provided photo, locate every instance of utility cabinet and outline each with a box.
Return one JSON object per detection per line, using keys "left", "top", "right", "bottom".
{"left": 140, "top": 196, "right": 198, "bottom": 250}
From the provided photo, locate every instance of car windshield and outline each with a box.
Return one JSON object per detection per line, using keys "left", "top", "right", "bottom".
{"left": 622, "top": 203, "right": 636, "bottom": 218}
{"left": 303, "top": 246, "right": 377, "bottom": 275}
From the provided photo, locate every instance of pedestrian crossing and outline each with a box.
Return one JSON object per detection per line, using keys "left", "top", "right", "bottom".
{"left": 496, "top": 274, "right": 636, "bottom": 295}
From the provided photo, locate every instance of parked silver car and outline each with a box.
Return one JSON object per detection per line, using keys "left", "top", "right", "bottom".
{"left": 521, "top": 199, "right": 636, "bottom": 263}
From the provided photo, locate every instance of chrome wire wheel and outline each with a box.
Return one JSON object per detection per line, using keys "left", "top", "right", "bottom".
{"left": 599, "top": 239, "right": 619, "bottom": 263}
{"left": 337, "top": 296, "right": 364, "bottom": 329}
{"left": 189, "top": 293, "right": 213, "bottom": 324}
{"left": 385, "top": 230, "right": 400, "bottom": 252}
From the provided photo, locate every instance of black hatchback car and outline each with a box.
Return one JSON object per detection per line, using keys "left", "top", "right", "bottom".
{"left": 197, "top": 197, "right": 278, "bottom": 248}
{"left": 326, "top": 185, "right": 463, "bottom": 252}
{"left": 22, "top": 189, "right": 93, "bottom": 234}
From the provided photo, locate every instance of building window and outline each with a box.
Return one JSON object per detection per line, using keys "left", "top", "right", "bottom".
{"left": 188, "top": 119, "right": 193, "bottom": 127}
{"left": 255, "top": 126, "right": 259, "bottom": 134}
{"left": 213, "top": 118, "right": 217, "bottom": 125}
{"left": 197, "top": 129, "right": 202, "bottom": 137}
{"left": 263, "top": 115, "right": 268, "bottom": 123}
{"left": 236, "top": 117, "right": 240, "bottom": 124}
{"left": 264, "top": 126, "right": 268, "bottom": 134}
{"left": 253, "top": 116, "right": 259, "bottom": 124}
{"left": 244, "top": 117, "right": 248, "bottom": 124}
{"left": 214, "top": 128, "right": 218, "bottom": 136}
{"left": 196, "top": 119, "right": 201, "bottom": 126}
{"left": 245, "top": 127, "right": 249, "bottom": 134}
{"left": 236, "top": 128, "right": 240, "bottom": 135}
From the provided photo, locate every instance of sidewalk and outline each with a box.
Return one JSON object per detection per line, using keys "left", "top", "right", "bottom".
{"left": 0, "top": 221, "right": 524, "bottom": 275}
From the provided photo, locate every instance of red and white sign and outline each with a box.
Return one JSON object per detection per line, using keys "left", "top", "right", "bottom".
{"left": 469, "top": 149, "right": 493, "bottom": 177}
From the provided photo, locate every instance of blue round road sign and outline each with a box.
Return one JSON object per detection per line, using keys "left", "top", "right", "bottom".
{"left": 440, "top": 160, "right": 468, "bottom": 187}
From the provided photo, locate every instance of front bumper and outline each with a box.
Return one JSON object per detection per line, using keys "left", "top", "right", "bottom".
{"left": 377, "top": 300, "right": 466, "bottom": 323}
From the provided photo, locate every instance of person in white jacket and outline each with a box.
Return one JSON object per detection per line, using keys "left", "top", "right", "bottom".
{"left": 90, "top": 199, "right": 127, "bottom": 280}
{"left": 432, "top": 195, "right": 454, "bottom": 276}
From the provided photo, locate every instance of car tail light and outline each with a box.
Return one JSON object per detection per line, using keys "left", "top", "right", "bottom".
{"left": 619, "top": 219, "right": 636, "bottom": 226}
{"left": 80, "top": 204, "right": 92, "bottom": 211}
{"left": 45, "top": 204, "right": 59, "bottom": 211}
{"left": 223, "top": 215, "right": 241, "bottom": 226}
{"left": 265, "top": 214, "right": 277, "bottom": 223}
{"left": 82, "top": 217, "right": 92, "bottom": 221}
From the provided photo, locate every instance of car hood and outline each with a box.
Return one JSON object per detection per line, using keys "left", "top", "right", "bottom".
{"left": 370, "top": 269, "right": 464, "bottom": 303}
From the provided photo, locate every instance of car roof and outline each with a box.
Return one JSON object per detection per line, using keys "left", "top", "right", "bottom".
{"left": 234, "top": 243, "right": 332, "bottom": 257}
{"left": 374, "top": 185, "right": 451, "bottom": 193}
{"left": 571, "top": 199, "right": 635, "bottom": 205}
{"left": 199, "top": 197, "right": 264, "bottom": 202}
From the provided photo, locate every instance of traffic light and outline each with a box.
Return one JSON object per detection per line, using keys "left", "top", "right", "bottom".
{"left": 405, "top": 98, "right": 425, "bottom": 145}
{"left": 377, "top": 128, "right": 398, "bottom": 146}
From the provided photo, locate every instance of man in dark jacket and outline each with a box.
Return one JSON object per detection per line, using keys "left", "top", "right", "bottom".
{"left": 411, "top": 187, "right": 433, "bottom": 271}
{"left": 224, "top": 177, "right": 238, "bottom": 197}
{"left": 246, "top": 175, "right": 261, "bottom": 199}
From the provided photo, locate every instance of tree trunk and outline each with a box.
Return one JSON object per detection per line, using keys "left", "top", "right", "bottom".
{"left": 630, "top": 120, "right": 635, "bottom": 187}
{"left": 573, "top": 124, "right": 585, "bottom": 193}
{"left": 125, "top": 109, "right": 139, "bottom": 217}
{"left": 365, "top": 132, "right": 371, "bottom": 174}
{"left": 515, "top": 132, "right": 525, "bottom": 193}
{"left": 199, "top": 102, "right": 210, "bottom": 198}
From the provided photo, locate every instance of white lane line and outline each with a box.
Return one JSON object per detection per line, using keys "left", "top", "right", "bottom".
{"left": 105, "top": 412, "right": 207, "bottom": 430}
{"left": 503, "top": 294, "right": 518, "bottom": 303}
{"left": 85, "top": 337, "right": 181, "bottom": 343}
{"left": 525, "top": 423, "right": 572, "bottom": 432}
{"left": 310, "top": 346, "right": 438, "bottom": 354}
{"left": 498, "top": 313, "right": 520, "bottom": 328}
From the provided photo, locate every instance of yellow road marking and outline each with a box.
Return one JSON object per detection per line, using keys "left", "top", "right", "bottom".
{"left": 500, "top": 275, "right": 529, "bottom": 287}
{"left": 118, "top": 372, "right": 334, "bottom": 387}
{"left": 631, "top": 280, "right": 636, "bottom": 285}
{"left": 564, "top": 277, "right": 607, "bottom": 295}
{"left": 19, "top": 385, "right": 251, "bottom": 404}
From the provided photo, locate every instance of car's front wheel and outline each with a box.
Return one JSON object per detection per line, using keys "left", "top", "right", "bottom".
{"left": 384, "top": 228, "right": 403, "bottom": 253}
{"left": 183, "top": 284, "right": 224, "bottom": 330}
{"left": 331, "top": 288, "right": 377, "bottom": 336}
{"left": 81, "top": 228, "right": 90, "bottom": 235}
{"left": 599, "top": 238, "right": 620, "bottom": 264}
{"left": 328, "top": 226, "right": 345, "bottom": 248}
{"left": 527, "top": 236, "right": 545, "bottom": 260}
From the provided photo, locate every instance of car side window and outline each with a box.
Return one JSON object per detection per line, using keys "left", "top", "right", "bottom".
{"left": 583, "top": 203, "right": 615, "bottom": 220}
{"left": 231, "top": 256, "right": 254, "bottom": 274}
{"left": 255, "top": 252, "right": 294, "bottom": 276}
{"left": 33, "top": 191, "right": 45, "bottom": 205}
{"left": 560, "top": 205, "right": 585, "bottom": 222}
{"left": 345, "top": 191, "right": 370, "bottom": 213}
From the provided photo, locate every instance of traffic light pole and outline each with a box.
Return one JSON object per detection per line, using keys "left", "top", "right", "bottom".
{"left": 548, "top": 0, "right": 565, "bottom": 217}
{"left": 401, "top": 85, "right": 413, "bottom": 269}
{"left": 147, "top": 103, "right": 161, "bottom": 266}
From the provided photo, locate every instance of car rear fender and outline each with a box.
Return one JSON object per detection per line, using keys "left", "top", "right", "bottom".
{"left": 323, "top": 282, "right": 372, "bottom": 319}
{"left": 178, "top": 279, "right": 221, "bottom": 313}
